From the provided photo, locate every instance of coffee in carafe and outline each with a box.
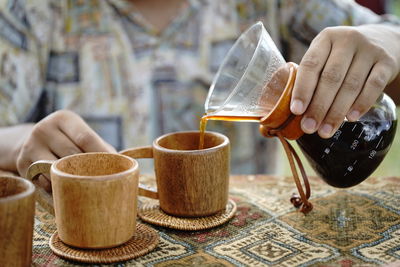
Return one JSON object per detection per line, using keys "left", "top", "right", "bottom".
{"left": 296, "top": 95, "right": 397, "bottom": 188}
{"left": 201, "top": 21, "right": 398, "bottom": 213}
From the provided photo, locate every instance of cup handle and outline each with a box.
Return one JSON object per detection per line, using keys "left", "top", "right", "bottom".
{"left": 26, "top": 160, "right": 55, "bottom": 215}
{"left": 120, "top": 147, "right": 159, "bottom": 199}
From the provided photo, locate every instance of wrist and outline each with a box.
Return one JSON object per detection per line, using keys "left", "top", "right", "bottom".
{"left": 0, "top": 124, "right": 34, "bottom": 172}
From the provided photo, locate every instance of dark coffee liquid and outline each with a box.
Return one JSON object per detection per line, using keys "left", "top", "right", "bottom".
{"left": 296, "top": 119, "right": 397, "bottom": 188}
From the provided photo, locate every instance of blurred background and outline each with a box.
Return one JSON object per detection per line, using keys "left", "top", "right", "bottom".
{"left": 394, "top": 0, "right": 400, "bottom": 15}
{"left": 356, "top": 0, "right": 399, "bottom": 15}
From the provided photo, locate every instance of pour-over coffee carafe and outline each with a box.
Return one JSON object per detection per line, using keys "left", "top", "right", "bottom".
{"left": 204, "top": 21, "right": 397, "bottom": 213}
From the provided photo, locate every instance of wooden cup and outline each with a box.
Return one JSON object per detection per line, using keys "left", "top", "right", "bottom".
{"left": 26, "top": 152, "right": 139, "bottom": 249}
{"left": 121, "top": 131, "right": 230, "bottom": 217}
{"left": 0, "top": 176, "right": 36, "bottom": 267}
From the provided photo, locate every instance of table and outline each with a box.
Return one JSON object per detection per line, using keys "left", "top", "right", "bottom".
{"left": 32, "top": 174, "right": 400, "bottom": 266}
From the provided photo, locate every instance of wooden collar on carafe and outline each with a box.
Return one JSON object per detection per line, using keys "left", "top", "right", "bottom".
{"left": 260, "top": 63, "right": 313, "bottom": 214}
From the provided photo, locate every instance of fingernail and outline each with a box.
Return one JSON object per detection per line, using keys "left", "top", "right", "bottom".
{"left": 291, "top": 99, "right": 304, "bottom": 114}
{"left": 319, "top": 124, "right": 333, "bottom": 137}
{"left": 302, "top": 118, "right": 317, "bottom": 133}
{"left": 347, "top": 110, "right": 360, "bottom": 121}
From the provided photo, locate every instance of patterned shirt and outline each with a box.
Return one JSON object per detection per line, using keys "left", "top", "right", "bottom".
{"left": 0, "top": 0, "right": 398, "bottom": 173}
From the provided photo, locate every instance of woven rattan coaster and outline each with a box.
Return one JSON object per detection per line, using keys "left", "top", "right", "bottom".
{"left": 49, "top": 223, "right": 159, "bottom": 264}
{"left": 138, "top": 199, "right": 237, "bottom": 230}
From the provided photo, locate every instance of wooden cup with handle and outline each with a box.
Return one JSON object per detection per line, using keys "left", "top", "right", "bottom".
{"left": 26, "top": 152, "right": 139, "bottom": 249}
{"left": 121, "top": 131, "right": 230, "bottom": 217}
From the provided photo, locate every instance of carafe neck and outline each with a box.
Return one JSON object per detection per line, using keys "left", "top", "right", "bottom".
{"left": 259, "top": 62, "right": 304, "bottom": 140}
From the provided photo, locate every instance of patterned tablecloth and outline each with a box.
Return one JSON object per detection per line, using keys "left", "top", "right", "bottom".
{"left": 32, "top": 175, "right": 400, "bottom": 266}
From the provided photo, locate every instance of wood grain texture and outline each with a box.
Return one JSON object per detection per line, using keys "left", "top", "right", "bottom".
{"left": 26, "top": 160, "right": 53, "bottom": 182}
{"left": 154, "top": 131, "right": 230, "bottom": 217}
{"left": 28, "top": 152, "right": 140, "bottom": 249}
{"left": 26, "top": 160, "right": 55, "bottom": 215}
{"left": 260, "top": 62, "right": 304, "bottom": 140}
{"left": 120, "top": 146, "right": 159, "bottom": 199}
{"left": 0, "top": 176, "right": 35, "bottom": 267}
{"left": 123, "top": 131, "right": 230, "bottom": 217}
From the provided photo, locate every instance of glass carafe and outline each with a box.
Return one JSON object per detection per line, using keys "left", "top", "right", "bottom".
{"left": 296, "top": 93, "right": 397, "bottom": 188}
{"left": 204, "top": 21, "right": 397, "bottom": 200}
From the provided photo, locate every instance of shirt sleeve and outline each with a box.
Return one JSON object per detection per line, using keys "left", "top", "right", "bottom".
{"left": 278, "top": 0, "right": 400, "bottom": 62}
{"left": 0, "top": 0, "right": 54, "bottom": 126}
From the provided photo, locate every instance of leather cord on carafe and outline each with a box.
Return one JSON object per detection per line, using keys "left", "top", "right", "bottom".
{"left": 266, "top": 115, "right": 313, "bottom": 214}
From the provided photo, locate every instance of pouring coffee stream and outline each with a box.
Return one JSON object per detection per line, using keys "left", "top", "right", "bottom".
{"left": 200, "top": 22, "right": 397, "bottom": 214}
{"left": 201, "top": 63, "right": 314, "bottom": 213}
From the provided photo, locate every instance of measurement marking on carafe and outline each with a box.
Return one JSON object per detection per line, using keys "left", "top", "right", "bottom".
{"left": 352, "top": 124, "right": 357, "bottom": 132}
{"left": 347, "top": 166, "right": 354, "bottom": 172}
{"left": 358, "top": 129, "right": 364, "bottom": 138}
{"left": 376, "top": 136, "right": 383, "bottom": 148}
{"left": 330, "top": 142, "right": 334, "bottom": 147}
{"left": 353, "top": 160, "right": 357, "bottom": 165}
{"left": 322, "top": 147, "right": 330, "bottom": 158}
